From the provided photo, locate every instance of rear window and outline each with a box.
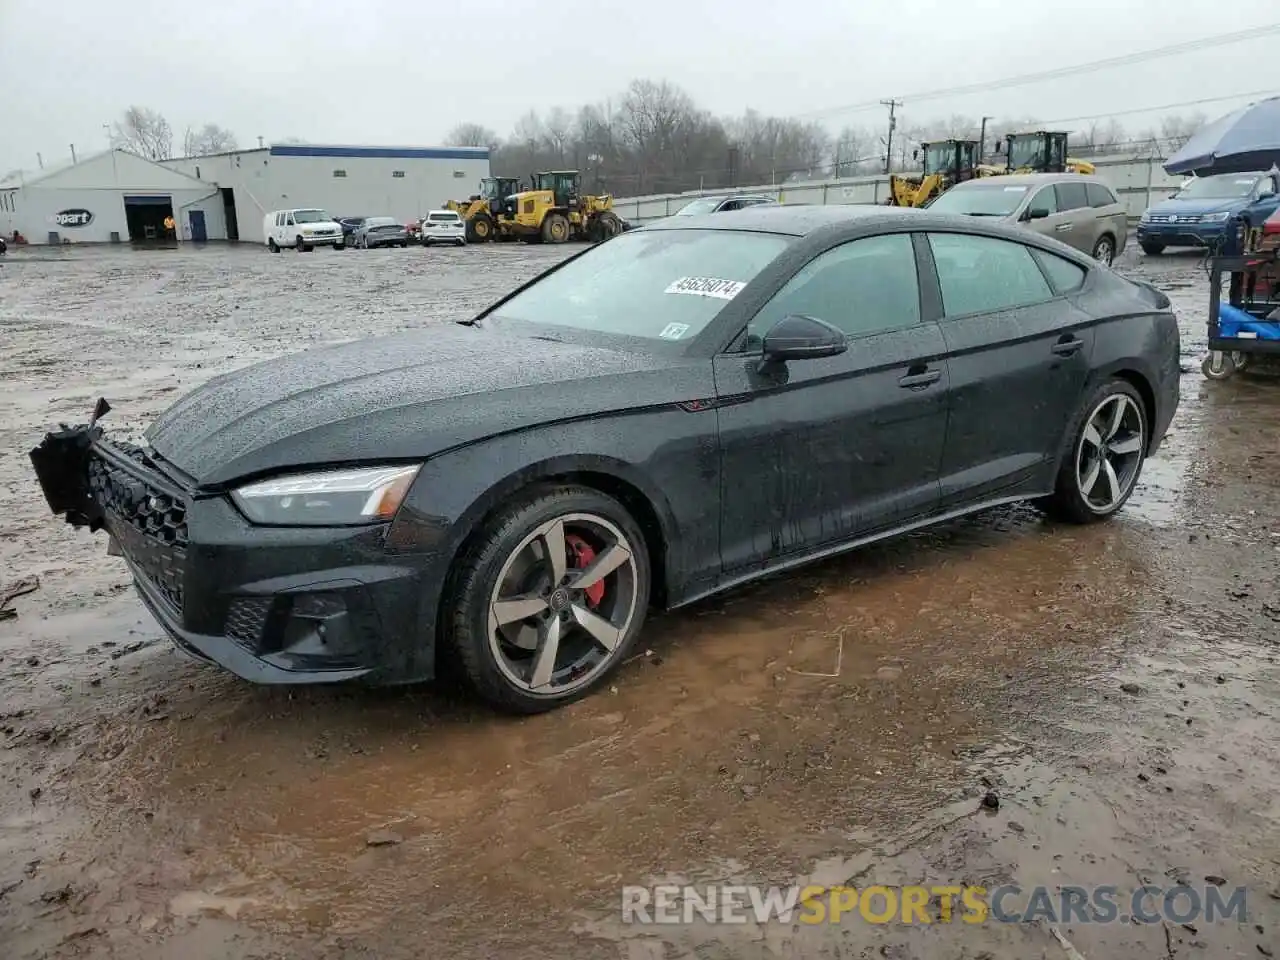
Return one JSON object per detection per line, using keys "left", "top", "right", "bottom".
{"left": 427, "top": 212, "right": 460, "bottom": 222}
{"left": 1033, "top": 248, "right": 1088, "bottom": 293}
{"left": 366, "top": 217, "right": 398, "bottom": 227}
{"left": 1086, "top": 182, "right": 1118, "bottom": 208}
{"left": 490, "top": 228, "right": 790, "bottom": 342}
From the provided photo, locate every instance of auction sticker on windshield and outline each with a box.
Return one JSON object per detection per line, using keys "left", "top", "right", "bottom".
{"left": 658, "top": 323, "right": 691, "bottom": 340}
{"left": 664, "top": 277, "right": 746, "bottom": 300}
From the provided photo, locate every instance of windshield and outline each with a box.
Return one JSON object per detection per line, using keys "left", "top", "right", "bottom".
{"left": 923, "top": 144, "right": 952, "bottom": 174}
{"left": 675, "top": 198, "right": 723, "bottom": 216}
{"left": 480, "top": 180, "right": 500, "bottom": 200}
{"left": 489, "top": 229, "right": 790, "bottom": 343}
{"left": 1007, "top": 137, "right": 1044, "bottom": 170}
{"left": 293, "top": 209, "right": 333, "bottom": 224}
{"left": 1175, "top": 174, "right": 1261, "bottom": 200}
{"left": 927, "top": 184, "right": 1029, "bottom": 217}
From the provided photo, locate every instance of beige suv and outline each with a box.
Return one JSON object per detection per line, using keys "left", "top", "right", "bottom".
{"left": 927, "top": 173, "right": 1129, "bottom": 265}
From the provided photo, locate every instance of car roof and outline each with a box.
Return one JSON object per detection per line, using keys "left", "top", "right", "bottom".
{"left": 953, "top": 173, "right": 1103, "bottom": 188}
{"left": 647, "top": 203, "right": 925, "bottom": 236}
{"left": 684, "top": 193, "right": 775, "bottom": 202}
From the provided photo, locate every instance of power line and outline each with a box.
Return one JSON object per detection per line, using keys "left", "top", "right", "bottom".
{"left": 1036, "top": 88, "right": 1278, "bottom": 127}
{"left": 796, "top": 24, "right": 1280, "bottom": 121}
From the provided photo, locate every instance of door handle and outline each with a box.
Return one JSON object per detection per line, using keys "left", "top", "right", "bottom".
{"left": 1054, "top": 223, "right": 1073, "bottom": 232}
{"left": 1051, "top": 337, "right": 1084, "bottom": 356}
{"left": 898, "top": 367, "right": 942, "bottom": 388}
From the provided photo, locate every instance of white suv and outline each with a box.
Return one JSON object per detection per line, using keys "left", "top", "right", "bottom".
{"left": 420, "top": 210, "right": 467, "bottom": 247}
{"left": 263, "top": 209, "right": 345, "bottom": 252}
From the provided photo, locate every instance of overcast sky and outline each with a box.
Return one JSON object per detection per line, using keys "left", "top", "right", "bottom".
{"left": 1, "top": 0, "right": 1276, "bottom": 174}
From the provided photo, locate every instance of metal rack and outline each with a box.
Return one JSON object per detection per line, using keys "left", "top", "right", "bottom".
{"left": 1203, "top": 246, "right": 1280, "bottom": 378}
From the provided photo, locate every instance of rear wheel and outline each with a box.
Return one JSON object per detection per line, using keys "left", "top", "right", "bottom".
{"left": 1140, "top": 241, "right": 1165, "bottom": 256}
{"left": 267, "top": 239, "right": 279, "bottom": 253}
{"left": 1091, "top": 234, "right": 1115, "bottom": 266}
{"left": 1040, "top": 380, "right": 1148, "bottom": 524}
{"left": 542, "top": 213, "right": 570, "bottom": 244}
{"left": 444, "top": 486, "right": 650, "bottom": 713}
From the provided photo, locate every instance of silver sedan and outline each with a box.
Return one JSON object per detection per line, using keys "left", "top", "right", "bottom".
{"left": 353, "top": 216, "right": 409, "bottom": 249}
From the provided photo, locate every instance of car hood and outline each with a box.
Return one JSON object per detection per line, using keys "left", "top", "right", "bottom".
{"left": 146, "top": 327, "right": 697, "bottom": 488}
{"left": 1146, "top": 197, "right": 1247, "bottom": 216}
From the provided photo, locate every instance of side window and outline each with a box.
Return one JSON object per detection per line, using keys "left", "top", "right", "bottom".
{"left": 286, "top": 213, "right": 296, "bottom": 226}
{"left": 1033, "top": 249, "right": 1088, "bottom": 294}
{"left": 746, "top": 233, "right": 920, "bottom": 344}
{"left": 1086, "top": 182, "right": 1118, "bottom": 208}
{"left": 1028, "top": 186, "right": 1058, "bottom": 216}
{"left": 274, "top": 212, "right": 283, "bottom": 227}
{"left": 718, "top": 200, "right": 740, "bottom": 212}
{"left": 1054, "top": 181, "right": 1089, "bottom": 212}
{"left": 928, "top": 233, "right": 1055, "bottom": 317}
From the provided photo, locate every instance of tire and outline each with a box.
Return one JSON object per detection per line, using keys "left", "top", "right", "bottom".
{"left": 361, "top": 236, "right": 369, "bottom": 249}
{"left": 471, "top": 214, "right": 494, "bottom": 242}
{"left": 334, "top": 242, "right": 345, "bottom": 251}
{"left": 1201, "top": 351, "right": 1236, "bottom": 380}
{"left": 457, "top": 239, "right": 466, "bottom": 247}
{"left": 1091, "top": 234, "right": 1116, "bottom": 266}
{"left": 1039, "top": 379, "right": 1148, "bottom": 524}
{"left": 594, "top": 212, "right": 622, "bottom": 242}
{"left": 443, "top": 485, "right": 651, "bottom": 714}
{"left": 541, "top": 213, "right": 570, "bottom": 244}
{"left": 295, "top": 235, "right": 305, "bottom": 251}
{"left": 400, "top": 241, "right": 408, "bottom": 248}
{"left": 267, "top": 239, "right": 279, "bottom": 253}
{"left": 1140, "top": 241, "right": 1164, "bottom": 256}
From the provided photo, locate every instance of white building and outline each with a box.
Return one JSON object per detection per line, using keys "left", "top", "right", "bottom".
{"left": 162, "top": 144, "right": 491, "bottom": 243}
{"left": 0, "top": 149, "right": 228, "bottom": 244}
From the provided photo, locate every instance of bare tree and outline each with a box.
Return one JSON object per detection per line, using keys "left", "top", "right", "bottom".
{"left": 111, "top": 106, "right": 173, "bottom": 160}
{"left": 542, "top": 107, "right": 574, "bottom": 165}
{"left": 446, "top": 123, "right": 501, "bottom": 152}
{"left": 182, "top": 123, "right": 238, "bottom": 157}
{"left": 1160, "top": 112, "right": 1207, "bottom": 150}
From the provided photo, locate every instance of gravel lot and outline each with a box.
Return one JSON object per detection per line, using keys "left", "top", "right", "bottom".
{"left": 1, "top": 240, "right": 1278, "bottom": 959}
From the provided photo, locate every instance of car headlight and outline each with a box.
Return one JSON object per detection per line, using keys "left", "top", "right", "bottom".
{"left": 1201, "top": 212, "right": 1232, "bottom": 222}
{"left": 1140, "top": 211, "right": 1153, "bottom": 222}
{"left": 231, "top": 464, "right": 420, "bottom": 526}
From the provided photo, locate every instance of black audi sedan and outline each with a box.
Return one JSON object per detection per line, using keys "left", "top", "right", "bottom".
{"left": 31, "top": 206, "right": 1180, "bottom": 713}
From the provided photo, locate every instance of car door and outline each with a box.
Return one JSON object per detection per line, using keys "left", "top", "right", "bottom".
{"left": 1086, "top": 181, "right": 1129, "bottom": 253}
{"left": 714, "top": 232, "right": 950, "bottom": 572}
{"left": 923, "top": 231, "right": 1095, "bottom": 507}
{"left": 1020, "top": 183, "right": 1070, "bottom": 244}
{"left": 1053, "top": 180, "right": 1095, "bottom": 255}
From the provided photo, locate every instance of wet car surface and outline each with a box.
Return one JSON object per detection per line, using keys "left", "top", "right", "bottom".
{"left": 1, "top": 241, "right": 1278, "bottom": 959}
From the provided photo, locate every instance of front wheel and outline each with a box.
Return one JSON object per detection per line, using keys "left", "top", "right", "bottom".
{"left": 1040, "top": 380, "right": 1148, "bottom": 524}
{"left": 267, "top": 239, "right": 279, "bottom": 253}
{"left": 443, "top": 486, "right": 650, "bottom": 713}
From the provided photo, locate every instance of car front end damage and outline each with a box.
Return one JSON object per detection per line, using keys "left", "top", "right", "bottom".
{"left": 29, "top": 406, "right": 430, "bottom": 684}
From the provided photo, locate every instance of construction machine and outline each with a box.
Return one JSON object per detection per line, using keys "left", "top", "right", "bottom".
{"left": 996, "top": 131, "right": 1096, "bottom": 175}
{"left": 505, "top": 170, "right": 624, "bottom": 243}
{"left": 444, "top": 176, "right": 522, "bottom": 242}
{"left": 888, "top": 139, "right": 981, "bottom": 207}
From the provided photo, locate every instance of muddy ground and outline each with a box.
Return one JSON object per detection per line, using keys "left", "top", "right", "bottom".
{"left": 0, "top": 240, "right": 1277, "bottom": 959}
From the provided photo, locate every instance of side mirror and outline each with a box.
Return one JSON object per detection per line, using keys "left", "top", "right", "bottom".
{"left": 759, "top": 314, "right": 847, "bottom": 369}
{"left": 1025, "top": 207, "right": 1051, "bottom": 221}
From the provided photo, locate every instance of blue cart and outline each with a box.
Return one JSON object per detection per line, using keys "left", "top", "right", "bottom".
{"left": 1203, "top": 248, "right": 1280, "bottom": 379}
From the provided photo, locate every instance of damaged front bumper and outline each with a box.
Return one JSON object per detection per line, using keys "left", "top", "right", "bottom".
{"left": 28, "top": 405, "right": 429, "bottom": 685}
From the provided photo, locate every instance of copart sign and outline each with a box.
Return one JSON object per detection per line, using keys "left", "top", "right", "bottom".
{"left": 53, "top": 209, "right": 94, "bottom": 227}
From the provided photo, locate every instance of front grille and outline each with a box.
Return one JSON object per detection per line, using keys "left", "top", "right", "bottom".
{"left": 1149, "top": 214, "right": 1203, "bottom": 224}
{"left": 225, "top": 598, "right": 272, "bottom": 651}
{"left": 87, "top": 445, "right": 189, "bottom": 613}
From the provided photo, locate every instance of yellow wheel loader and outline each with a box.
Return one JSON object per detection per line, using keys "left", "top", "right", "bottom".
{"left": 996, "top": 131, "right": 1096, "bottom": 176}
{"left": 444, "top": 176, "right": 522, "bottom": 242}
{"left": 888, "top": 139, "right": 982, "bottom": 207}
{"left": 505, "top": 171, "right": 624, "bottom": 244}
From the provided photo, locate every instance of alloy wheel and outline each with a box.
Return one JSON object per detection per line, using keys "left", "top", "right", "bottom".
{"left": 1094, "top": 237, "right": 1114, "bottom": 266}
{"left": 487, "top": 513, "right": 639, "bottom": 696}
{"left": 1075, "top": 393, "right": 1145, "bottom": 512}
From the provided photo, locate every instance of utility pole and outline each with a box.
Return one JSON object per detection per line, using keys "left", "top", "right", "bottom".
{"left": 881, "top": 99, "right": 902, "bottom": 174}
{"left": 979, "top": 116, "right": 994, "bottom": 161}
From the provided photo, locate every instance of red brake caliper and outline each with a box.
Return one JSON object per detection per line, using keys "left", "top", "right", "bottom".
{"left": 564, "top": 533, "right": 605, "bottom": 608}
